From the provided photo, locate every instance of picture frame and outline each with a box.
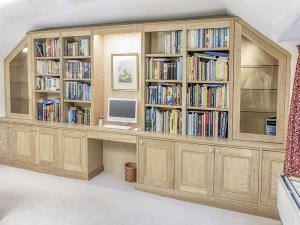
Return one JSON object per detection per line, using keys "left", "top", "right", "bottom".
{"left": 111, "top": 53, "right": 139, "bottom": 91}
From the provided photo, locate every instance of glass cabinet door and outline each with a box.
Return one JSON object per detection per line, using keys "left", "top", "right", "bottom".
{"left": 233, "top": 23, "right": 286, "bottom": 143}
{"left": 5, "top": 38, "right": 31, "bottom": 118}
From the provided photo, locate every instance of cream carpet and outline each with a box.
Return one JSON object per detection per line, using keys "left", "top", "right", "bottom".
{"left": 0, "top": 165, "right": 280, "bottom": 225}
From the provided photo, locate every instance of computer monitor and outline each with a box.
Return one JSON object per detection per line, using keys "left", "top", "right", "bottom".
{"left": 107, "top": 97, "right": 137, "bottom": 124}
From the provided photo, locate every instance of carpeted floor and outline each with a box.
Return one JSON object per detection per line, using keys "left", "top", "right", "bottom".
{"left": 0, "top": 165, "right": 281, "bottom": 225}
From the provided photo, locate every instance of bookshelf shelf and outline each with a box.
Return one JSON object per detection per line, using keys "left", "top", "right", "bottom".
{"left": 64, "top": 100, "right": 91, "bottom": 104}
{"left": 187, "top": 80, "right": 229, "bottom": 84}
{"left": 145, "top": 54, "right": 183, "bottom": 58}
{"left": 145, "top": 104, "right": 182, "bottom": 109}
{"left": 145, "top": 79, "right": 182, "bottom": 83}
{"left": 63, "top": 56, "right": 91, "bottom": 59}
{"left": 63, "top": 78, "right": 91, "bottom": 82}
{"left": 36, "top": 74, "right": 61, "bottom": 77}
{"left": 187, "top": 106, "right": 229, "bottom": 111}
{"left": 35, "top": 57, "right": 60, "bottom": 60}
{"left": 187, "top": 47, "right": 229, "bottom": 52}
{"left": 35, "top": 90, "right": 60, "bottom": 94}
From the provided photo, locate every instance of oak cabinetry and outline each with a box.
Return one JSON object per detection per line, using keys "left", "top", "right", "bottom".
{"left": 37, "top": 127, "right": 60, "bottom": 168}
{"left": 261, "top": 151, "right": 285, "bottom": 207}
{"left": 174, "top": 143, "right": 214, "bottom": 196}
{"left": 60, "top": 129, "right": 87, "bottom": 174}
{"left": 214, "top": 146, "right": 260, "bottom": 203}
{"left": 138, "top": 138, "right": 174, "bottom": 188}
{"left": 0, "top": 123, "right": 10, "bottom": 158}
{"left": 10, "top": 124, "right": 36, "bottom": 163}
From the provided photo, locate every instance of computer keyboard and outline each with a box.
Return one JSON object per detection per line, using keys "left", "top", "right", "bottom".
{"left": 102, "top": 124, "right": 131, "bottom": 130}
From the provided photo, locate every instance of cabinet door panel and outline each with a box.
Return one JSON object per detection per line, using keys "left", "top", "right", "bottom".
{"left": 175, "top": 143, "right": 214, "bottom": 196}
{"left": 61, "top": 130, "right": 87, "bottom": 174}
{"left": 0, "top": 124, "right": 10, "bottom": 158}
{"left": 261, "top": 151, "right": 284, "bottom": 207}
{"left": 214, "top": 147, "right": 259, "bottom": 203}
{"left": 10, "top": 125, "right": 36, "bottom": 163}
{"left": 138, "top": 138, "right": 174, "bottom": 188}
{"left": 38, "top": 127, "right": 60, "bottom": 168}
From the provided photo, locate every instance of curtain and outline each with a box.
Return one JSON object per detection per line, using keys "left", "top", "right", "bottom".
{"left": 284, "top": 45, "right": 300, "bottom": 178}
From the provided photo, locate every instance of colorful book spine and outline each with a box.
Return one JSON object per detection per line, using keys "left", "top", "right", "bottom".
{"left": 65, "top": 107, "right": 90, "bottom": 125}
{"left": 162, "top": 31, "right": 182, "bottom": 54}
{"left": 187, "top": 84, "right": 228, "bottom": 108}
{"left": 37, "top": 98, "right": 60, "bottom": 122}
{"left": 146, "top": 57, "right": 182, "bottom": 80}
{"left": 188, "top": 27, "right": 229, "bottom": 49}
{"left": 35, "top": 38, "right": 60, "bottom": 57}
{"left": 36, "top": 60, "right": 60, "bottom": 75}
{"left": 64, "top": 38, "right": 90, "bottom": 56}
{"left": 65, "top": 82, "right": 91, "bottom": 101}
{"left": 187, "top": 52, "right": 229, "bottom": 81}
{"left": 187, "top": 111, "right": 228, "bottom": 139}
{"left": 146, "top": 84, "right": 182, "bottom": 106}
{"left": 65, "top": 60, "right": 91, "bottom": 79}
{"left": 145, "top": 107, "right": 182, "bottom": 134}
{"left": 36, "top": 77, "right": 60, "bottom": 91}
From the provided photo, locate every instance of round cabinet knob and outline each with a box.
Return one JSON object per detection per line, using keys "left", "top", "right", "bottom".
{"left": 216, "top": 149, "right": 221, "bottom": 154}
{"left": 209, "top": 148, "right": 214, "bottom": 153}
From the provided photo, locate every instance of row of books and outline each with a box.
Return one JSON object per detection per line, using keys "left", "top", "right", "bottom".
{"left": 188, "top": 28, "right": 230, "bottom": 49}
{"left": 36, "top": 77, "right": 60, "bottom": 91}
{"left": 146, "top": 84, "right": 182, "bottom": 106}
{"left": 65, "top": 106, "right": 90, "bottom": 125}
{"left": 65, "top": 60, "right": 91, "bottom": 79}
{"left": 64, "top": 38, "right": 90, "bottom": 56}
{"left": 145, "top": 107, "right": 182, "bottom": 134}
{"left": 187, "top": 52, "right": 229, "bottom": 81}
{"left": 35, "top": 38, "right": 60, "bottom": 57}
{"left": 146, "top": 57, "right": 182, "bottom": 80}
{"left": 161, "top": 31, "right": 182, "bottom": 54}
{"left": 187, "top": 111, "right": 228, "bottom": 138}
{"left": 37, "top": 98, "right": 60, "bottom": 122}
{"left": 187, "top": 84, "right": 228, "bottom": 108}
{"left": 36, "top": 60, "right": 60, "bottom": 75}
{"left": 64, "top": 82, "right": 91, "bottom": 101}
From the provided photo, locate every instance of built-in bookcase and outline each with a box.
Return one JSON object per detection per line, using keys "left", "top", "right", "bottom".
{"left": 144, "top": 30, "right": 184, "bottom": 134}
{"left": 62, "top": 35, "right": 92, "bottom": 125}
{"left": 143, "top": 26, "right": 231, "bottom": 139}
{"left": 34, "top": 37, "right": 62, "bottom": 122}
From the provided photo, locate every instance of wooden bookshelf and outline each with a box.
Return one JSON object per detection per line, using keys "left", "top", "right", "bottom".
{"left": 187, "top": 80, "right": 229, "bottom": 84}
{"left": 145, "top": 79, "right": 182, "bottom": 83}
{"left": 187, "top": 47, "right": 230, "bottom": 52}
{"left": 187, "top": 106, "right": 229, "bottom": 111}
{"left": 62, "top": 34, "right": 93, "bottom": 125}
{"left": 145, "top": 104, "right": 182, "bottom": 109}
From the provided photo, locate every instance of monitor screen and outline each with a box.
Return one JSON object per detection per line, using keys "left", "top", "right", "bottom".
{"left": 108, "top": 98, "right": 137, "bottom": 123}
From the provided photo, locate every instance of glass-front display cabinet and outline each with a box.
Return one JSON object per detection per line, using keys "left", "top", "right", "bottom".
{"left": 233, "top": 22, "right": 288, "bottom": 143}
{"left": 5, "top": 37, "right": 32, "bottom": 119}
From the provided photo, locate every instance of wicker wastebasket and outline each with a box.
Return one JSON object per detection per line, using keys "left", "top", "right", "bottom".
{"left": 124, "top": 162, "right": 136, "bottom": 182}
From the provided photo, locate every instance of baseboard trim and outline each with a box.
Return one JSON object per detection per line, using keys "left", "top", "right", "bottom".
{"left": 136, "top": 184, "right": 279, "bottom": 220}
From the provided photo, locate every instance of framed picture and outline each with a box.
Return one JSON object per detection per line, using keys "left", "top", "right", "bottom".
{"left": 111, "top": 53, "right": 139, "bottom": 91}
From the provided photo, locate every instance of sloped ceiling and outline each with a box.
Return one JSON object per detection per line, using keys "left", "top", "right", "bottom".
{"left": 0, "top": 0, "right": 299, "bottom": 59}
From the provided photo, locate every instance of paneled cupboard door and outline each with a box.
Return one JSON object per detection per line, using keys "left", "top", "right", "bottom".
{"left": 214, "top": 147, "right": 260, "bottom": 203}
{"left": 37, "top": 127, "right": 60, "bottom": 168}
{"left": 10, "top": 125, "right": 36, "bottom": 163}
{"left": 60, "top": 130, "right": 87, "bottom": 174}
{"left": 138, "top": 138, "right": 174, "bottom": 188}
{"left": 0, "top": 124, "right": 10, "bottom": 158}
{"left": 261, "top": 151, "right": 284, "bottom": 207}
{"left": 233, "top": 22, "right": 286, "bottom": 143}
{"left": 175, "top": 143, "right": 214, "bottom": 196}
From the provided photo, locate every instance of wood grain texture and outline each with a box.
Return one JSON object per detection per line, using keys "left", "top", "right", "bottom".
{"left": 174, "top": 143, "right": 214, "bottom": 196}
{"left": 60, "top": 129, "right": 87, "bottom": 174}
{"left": 261, "top": 151, "right": 284, "bottom": 207}
{"left": 138, "top": 138, "right": 174, "bottom": 188}
{"left": 214, "top": 146, "right": 260, "bottom": 203}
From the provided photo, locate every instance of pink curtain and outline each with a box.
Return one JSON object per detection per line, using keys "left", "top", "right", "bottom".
{"left": 284, "top": 45, "right": 300, "bottom": 178}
